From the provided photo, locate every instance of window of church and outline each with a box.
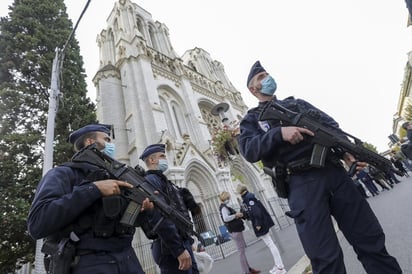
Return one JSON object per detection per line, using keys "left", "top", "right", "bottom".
{"left": 160, "top": 99, "right": 176, "bottom": 138}
{"left": 136, "top": 18, "right": 144, "bottom": 39}
{"left": 171, "top": 103, "right": 188, "bottom": 138}
{"left": 148, "top": 25, "right": 157, "bottom": 50}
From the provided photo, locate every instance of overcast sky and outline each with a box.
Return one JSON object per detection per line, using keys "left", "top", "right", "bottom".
{"left": 1, "top": 0, "right": 412, "bottom": 152}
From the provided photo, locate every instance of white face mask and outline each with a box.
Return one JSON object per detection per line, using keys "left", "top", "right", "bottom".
{"left": 223, "top": 200, "right": 230, "bottom": 205}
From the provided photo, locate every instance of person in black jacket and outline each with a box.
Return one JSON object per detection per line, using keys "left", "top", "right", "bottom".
{"left": 27, "top": 124, "right": 147, "bottom": 274}
{"left": 237, "top": 185, "right": 285, "bottom": 274}
{"left": 238, "top": 60, "right": 401, "bottom": 274}
{"left": 391, "top": 156, "right": 409, "bottom": 177}
{"left": 139, "top": 143, "right": 199, "bottom": 274}
{"left": 219, "top": 191, "right": 260, "bottom": 274}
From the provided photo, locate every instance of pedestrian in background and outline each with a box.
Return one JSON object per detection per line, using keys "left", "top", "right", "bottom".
{"left": 391, "top": 156, "right": 409, "bottom": 177}
{"left": 237, "top": 185, "right": 286, "bottom": 274}
{"left": 219, "top": 191, "right": 261, "bottom": 274}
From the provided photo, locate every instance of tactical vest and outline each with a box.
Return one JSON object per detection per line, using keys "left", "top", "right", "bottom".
{"left": 144, "top": 170, "right": 193, "bottom": 239}
{"left": 60, "top": 162, "right": 134, "bottom": 238}
{"left": 219, "top": 204, "right": 245, "bottom": 233}
{"left": 252, "top": 97, "right": 313, "bottom": 167}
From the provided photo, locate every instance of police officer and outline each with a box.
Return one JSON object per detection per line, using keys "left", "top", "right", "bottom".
{"left": 238, "top": 61, "right": 402, "bottom": 274}
{"left": 139, "top": 144, "right": 199, "bottom": 274}
{"left": 236, "top": 185, "right": 285, "bottom": 274}
{"left": 27, "top": 124, "right": 146, "bottom": 274}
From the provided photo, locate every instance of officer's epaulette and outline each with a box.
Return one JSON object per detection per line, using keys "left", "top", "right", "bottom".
{"left": 59, "top": 161, "right": 98, "bottom": 175}
{"left": 60, "top": 161, "right": 111, "bottom": 182}
{"left": 247, "top": 106, "right": 260, "bottom": 114}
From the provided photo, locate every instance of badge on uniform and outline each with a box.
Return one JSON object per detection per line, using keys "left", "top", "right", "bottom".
{"left": 248, "top": 200, "right": 255, "bottom": 206}
{"left": 258, "top": 121, "right": 270, "bottom": 132}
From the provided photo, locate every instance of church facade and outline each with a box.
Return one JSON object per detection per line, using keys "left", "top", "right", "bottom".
{"left": 93, "top": 0, "right": 290, "bottom": 272}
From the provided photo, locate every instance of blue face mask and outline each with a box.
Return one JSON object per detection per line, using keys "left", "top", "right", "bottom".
{"left": 158, "top": 159, "right": 169, "bottom": 172}
{"left": 102, "top": 142, "right": 116, "bottom": 158}
{"left": 260, "top": 75, "right": 277, "bottom": 96}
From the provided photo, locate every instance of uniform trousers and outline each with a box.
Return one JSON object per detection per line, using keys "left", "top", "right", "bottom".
{"left": 152, "top": 239, "right": 199, "bottom": 274}
{"left": 286, "top": 163, "right": 402, "bottom": 274}
{"left": 72, "top": 246, "right": 144, "bottom": 274}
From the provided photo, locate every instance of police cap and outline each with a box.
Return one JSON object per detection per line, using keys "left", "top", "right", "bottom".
{"left": 68, "top": 124, "right": 112, "bottom": 144}
{"left": 140, "top": 144, "right": 166, "bottom": 160}
{"left": 247, "top": 60, "right": 266, "bottom": 87}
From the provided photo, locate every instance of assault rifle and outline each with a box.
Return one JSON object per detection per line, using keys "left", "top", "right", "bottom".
{"left": 71, "top": 144, "right": 200, "bottom": 238}
{"left": 259, "top": 100, "right": 402, "bottom": 177}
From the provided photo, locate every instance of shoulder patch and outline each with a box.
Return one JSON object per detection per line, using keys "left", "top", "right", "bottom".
{"left": 248, "top": 200, "right": 255, "bottom": 206}
{"left": 258, "top": 121, "right": 270, "bottom": 132}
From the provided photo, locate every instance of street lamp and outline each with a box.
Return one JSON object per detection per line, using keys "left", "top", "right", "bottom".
{"left": 211, "top": 102, "right": 230, "bottom": 126}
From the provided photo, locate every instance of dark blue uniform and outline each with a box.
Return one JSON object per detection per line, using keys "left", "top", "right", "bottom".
{"left": 27, "top": 164, "right": 145, "bottom": 274}
{"left": 142, "top": 170, "right": 199, "bottom": 274}
{"left": 238, "top": 97, "right": 402, "bottom": 274}
{"left": 240, "top": 191, "right": 274, "bottom": 237}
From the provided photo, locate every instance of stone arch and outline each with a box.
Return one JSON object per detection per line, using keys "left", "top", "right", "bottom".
{"left": 183, "top": 159, "right": 218, "bottom": 198}
{"left": 183, "top": 159, "right": 220, "bottom": 233}
{"left": 229, "top": 160, "right": 261, "bottom": 193}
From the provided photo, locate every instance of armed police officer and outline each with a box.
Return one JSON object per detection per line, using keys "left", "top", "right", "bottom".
{"left": 139, "top": 144, "right": 199, "bottom": 274}
{"left": 27, "top": 124, "right": 147, "bottom": 274}
{"left": 238, "top": 61, "right": 402, "bottom": 274}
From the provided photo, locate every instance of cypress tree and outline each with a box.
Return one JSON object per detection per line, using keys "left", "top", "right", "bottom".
{"left": 0, "top": 0, "right": 96, "bottom": 271}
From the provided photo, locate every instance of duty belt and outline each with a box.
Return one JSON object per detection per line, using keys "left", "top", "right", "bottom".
{"left": 286, "top": 158, "right": 313, "bottom": 174}
{"left": 286, "top": 157, "right": 342, "bottom": 174}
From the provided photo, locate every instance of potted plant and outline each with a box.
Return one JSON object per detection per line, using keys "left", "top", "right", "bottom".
{"left": 211, "top": 121, "right": 240, "bottom": 162}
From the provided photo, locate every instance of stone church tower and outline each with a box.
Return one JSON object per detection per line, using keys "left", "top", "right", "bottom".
{"left": 92, "top": 0, "right": 287, "bottom": 271}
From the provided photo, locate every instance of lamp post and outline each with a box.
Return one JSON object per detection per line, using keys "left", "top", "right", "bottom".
{"left": 211, "top": 102, "right": 230, "bottom": 126}
{"left": 35, "top": 2, "right": 92, "bottom": 272}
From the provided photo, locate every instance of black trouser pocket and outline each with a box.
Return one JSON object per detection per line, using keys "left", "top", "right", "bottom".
{"left": 285, "top": 209, "right": 305, "bottom": 224}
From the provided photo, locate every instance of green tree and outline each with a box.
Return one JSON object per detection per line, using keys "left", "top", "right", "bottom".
{"left": 0, "top": 0, "right": 96, "bottom": 272}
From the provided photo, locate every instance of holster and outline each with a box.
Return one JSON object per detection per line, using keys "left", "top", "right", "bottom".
{"left": 272, "top": 165, "right": 289, "bottom": 199}
{"left": 42, "top": 237, "right": 77, "bottom": 274}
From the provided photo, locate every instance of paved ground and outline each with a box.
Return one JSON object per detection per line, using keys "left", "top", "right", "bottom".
{"left": 340, "top": 176, "right": 412, "bottom": 274}
{"left": 212, "top": 175, "right": 412, "bottom": 274}
{"left": 212, "top": 223, "right": 305, "bottom": 274}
